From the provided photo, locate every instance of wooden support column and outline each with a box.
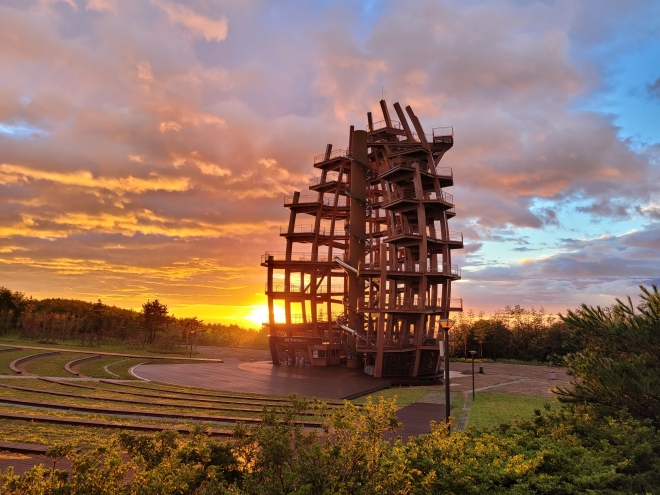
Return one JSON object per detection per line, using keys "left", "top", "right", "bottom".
{"left": 347, "top": 129, "right": 368, "bottom": 368}
{"left": 380, "top": 100, "right": 393, "bottom": 127}
{"left": 393, "top": 102, "right": 414, "bottom": 141}
{"left": 267, "top": 256, "right": 275, "bottom": 327}
{"left": 374, "top": 244, "right": 387, "bottom": 377}
{"left": 285, "top": 192, "right": 300, "bottom": 326}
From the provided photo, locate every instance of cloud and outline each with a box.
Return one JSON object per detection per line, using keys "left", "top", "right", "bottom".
{"left": 637, "top": 203, "right": 660, "bottom": 220}
{"left": 86, "top": 0, "right": 117, "bottom": 12}
{"left": 0, "top": 0, "right": 658, "bottom": 323}
{"left": 38, "top": 0, "right": 78, "bottom": 10}
{"left": 648, "top": 78, "right": 660, "bottom": 99}
{"left": 150, "top": 0, "right": 228, "bottom": 41}
{"left": 456, "top": 225, "right": 660, "bottom": 313}
{"left": 0, "top": 164, "right": 190, "bottom": 195}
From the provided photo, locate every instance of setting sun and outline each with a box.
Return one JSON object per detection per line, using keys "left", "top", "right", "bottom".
{"left": 245, "top": 304, "right": 285, "bottom": 326}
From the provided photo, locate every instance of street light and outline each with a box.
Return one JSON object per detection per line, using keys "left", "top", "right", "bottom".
{"left": 189, "top": 331, "right": 196, "bottom": 358}
{"left": 438, "top": 318, "right": 455, "bottom": 431}
{"left": 469, "top": 350, "right": 477, "bottom": 399}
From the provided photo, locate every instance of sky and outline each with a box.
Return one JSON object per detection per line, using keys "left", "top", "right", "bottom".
{"left": 0, "top": 0, "right": 659, "bottom": 327}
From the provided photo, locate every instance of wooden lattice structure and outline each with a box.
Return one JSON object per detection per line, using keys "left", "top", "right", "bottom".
{"left": 262, "top": 100, "right": 463, "bottom": 378}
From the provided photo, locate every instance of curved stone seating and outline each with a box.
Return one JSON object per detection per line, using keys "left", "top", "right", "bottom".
{"left": 9, "top": 351, "right": 60, "bottom": 375}
{"left": 64, "top": 355, "right": 101, "bottom": 376}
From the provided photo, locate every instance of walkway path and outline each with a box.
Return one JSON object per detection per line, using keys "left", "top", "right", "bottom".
{"left": 389, "top": 402, "right": 446, "bottom": 441}
{"left": 455, "top": 392, "right": 471, "bottom": 431}
{"left": 441, "top": 362, "right": 569, "bottom": 398}
{"left": 135, "top": 359, "right": 390, "bottom": 400}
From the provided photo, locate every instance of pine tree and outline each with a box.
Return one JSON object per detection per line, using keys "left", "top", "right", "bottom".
{"left": 553, "top": 284, "right": 660, "bottom": 427}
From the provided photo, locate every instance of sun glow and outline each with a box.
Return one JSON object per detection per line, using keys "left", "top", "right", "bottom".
{"left": 245, "top": 304, "right": 285, "bottom": 326}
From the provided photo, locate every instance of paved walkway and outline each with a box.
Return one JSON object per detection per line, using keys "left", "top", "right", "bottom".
{"left": 135, "top": 359, "right": 390, "bottom": 400}
{"left": 442, "top": 362, "right": 569, "bottom": 397}
{"left": 455, "top": 392, "right": 471, "bottom": 431}
{"left": 392, "top": 402, "right": 446, "bottom": 440}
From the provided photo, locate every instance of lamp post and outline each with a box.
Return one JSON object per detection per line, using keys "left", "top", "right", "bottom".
{"left": 189, "top": 331, "right": 195, "bottom": 358}
{"left": 469, "top": 350, "right": 477, "bottom": 399}
{"left": 438, "top": 318, "right": 455, "bottom": 431}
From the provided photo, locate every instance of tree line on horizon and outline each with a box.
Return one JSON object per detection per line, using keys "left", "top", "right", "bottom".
{"left": 0, "top": 286, "right": 268, "bottom": 350}
{"left": 450, "top": 305, "right": 570, "bottom": 362}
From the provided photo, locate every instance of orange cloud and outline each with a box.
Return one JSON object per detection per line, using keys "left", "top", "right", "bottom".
{"left": 0, "top": 164, "right": 190, "bottom": 196}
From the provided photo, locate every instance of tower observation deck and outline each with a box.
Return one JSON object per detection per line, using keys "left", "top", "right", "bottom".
{"left": 261, "top": 100, "right": 463, "bottom": 378}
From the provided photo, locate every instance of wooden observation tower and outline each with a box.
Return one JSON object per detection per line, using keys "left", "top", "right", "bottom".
{"left": 262, "top": 100, "right": 463, "bottom": 378}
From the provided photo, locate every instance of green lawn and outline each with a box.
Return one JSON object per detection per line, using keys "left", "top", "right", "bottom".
{"left": 467, "top": 392, "right": 555, "bottom": 430}
{"left": 353, "top": 387, "right": 428, "bottom": 406}
{"left": 23, "top": 352, "right": 89, "bottom": 377}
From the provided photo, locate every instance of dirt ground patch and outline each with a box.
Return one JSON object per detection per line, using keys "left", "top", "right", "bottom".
{"left": 447, "top": 362, "right": 570, "bottom": 397}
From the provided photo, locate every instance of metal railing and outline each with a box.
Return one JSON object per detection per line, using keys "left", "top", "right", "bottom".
{"left": 383, "top": 225, "right": 461, "bottom": 243}
{"left": 393, "top": 132, "right": 433, "bottom": 143}
{"left": 447, "top": 231, "right": 463, "bottom": 243}
{"left": 429, "top": 190, "right": 454, "bottom": 205}
{"left": 313, "top": 149, "right": 349, "bottom": 164}
{"left": 309, "top": 172, "right": 342, "bottom": 188}
{"left": 427, "top": 298, "right": 463, "bottom": 310}
{"left": 435, "top": 167, "right": 453, "bottom": 178}
{"left": 284, "top": 194, "right": 318, "bottom": 205}
{"left": 261, "top": 252, "right": 348, "bottom": 263}
{"left": 285, "top": 312, "right": 344, "bottom": 324}
{"left": 428, "top": 263, "right": 461, "bottom": 278}
{"left": 367, "top": 119, "right": 403, "bottom": 132}
{"left": 432, "top": 126, "right": 454, "bottom": 139}
{"left": 280, "top": 225, "right": 347, "bottom": 237}
{"left": 266, "top": 283, "right": 344, "bottom": 294}
{"left": 388, "top": 224, "right": 422, "bottom": 237}
{"left": 358, "top": 297, "right": 462, "bottom": 311}
{"left": 381, "top": 188, "right": 453, "bottom": 207}
{"left": 359, "top": 261, "right": 460, "bottom": 276}
{"left": 284, "top": 194, "right": 347, "bottom": 207}
{"left": 267, "top": 283, "right": 302, "bottom": 293}
{"left": 377, "top": 157, "right": 421, "bottom": 176}
{"left": 382, "top": 188, "right": 418, "bottom": 204}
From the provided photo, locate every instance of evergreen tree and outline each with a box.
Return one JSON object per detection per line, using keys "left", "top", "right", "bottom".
{"left": 554, "top": 284, "right": 660, "bottom": 427}
{"left": 142, "top": 299, "right": 170, "bottom": 344}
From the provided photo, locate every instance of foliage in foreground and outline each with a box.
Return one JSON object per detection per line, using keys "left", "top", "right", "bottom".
{"left": 3, "top": 286, "right": 660, "bottom": 493}
{"left": 1, "top": 397, "right": 659, "bottom": 494}
{"left": 555, "top": 284, "right": 660, "bottom": 428}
